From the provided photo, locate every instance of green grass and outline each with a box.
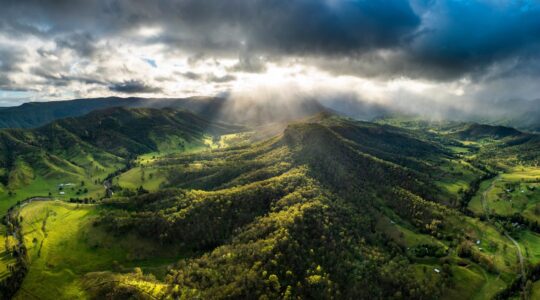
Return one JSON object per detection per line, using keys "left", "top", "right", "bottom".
{"left": 376, "top": 211, "right": 513, "bottom": 297}
{"left": 0, "top": 225, "right": 16, "bottom": 281}
{"left": 516, "top": 230, "right": 540, "bottom": 265}
{"left": 435, "top": 159, "right": 483, "bottom": 203}
{"left": 116, "top": 166, "right": 167, "bottom": 191}
{"left": 443, "top": 264, "right": 506, "bottom": 300}
{"left": 376, "top": 215, "right": 446, "bottom": 249}
{"left": 463, "top": 217, "right": 519, "bottom": 274}
{"left": 133, "top": 135, "right": 223, "bottom": 164}
{"left": 448, "top": 145, "right": 472, "bottom": 154}
{"left": 0, "top": 176, "right": 104, "bottom": 212}
{"left": 117, "top": 133, "right": 252, "bottom": 192}
{"left": 204, "top": 133, "right": 251, "bottom": 149}
{"left": 468, "top": 179, "right": 497, "bottom": 215}
{"left": 501, "top": 166, "right": 540, "bottom": 181}
{"left": 531, "top": 280, "right": 540, "bottom": 299}
{"left": 468, "top": 166, "right": 540, "bottom": 221}
{"left": 0, "top": 156, "right": 120, "bottom": 215}
{"left": 14, "top": 201, "right": 187, "bottom": 300}
{"left": 0, "top": 159, "right": 122, "bottom": 281}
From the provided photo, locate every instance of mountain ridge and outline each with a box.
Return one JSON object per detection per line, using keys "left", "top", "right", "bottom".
{"left": 0, "top": 107, "right": 238, "bottom": 190}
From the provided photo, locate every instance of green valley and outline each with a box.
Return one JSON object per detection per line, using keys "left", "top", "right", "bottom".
{"left": 3, "top": 2, "right": 540, "bottom": 299}
{"left": 1, "top": 108, "right": 540, "bottom": 299}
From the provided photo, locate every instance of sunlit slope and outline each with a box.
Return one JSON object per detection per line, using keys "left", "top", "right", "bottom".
{"left": 0, "top": 107, "right": 242, "bottom": 291}
{"left": 0, "top": 107, "right": 241, "bottom": 298}
{"left": 14, "top": 201, "right": 183, "bottom": 299}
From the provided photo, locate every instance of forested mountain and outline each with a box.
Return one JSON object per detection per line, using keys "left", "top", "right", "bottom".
{"left": 0, "top": 97, "right": 230, "bottom": 128}
{"left": 450, "top": 123, "right": 523, "bottom": 140}
{"left": 0, "top": 107, "right": 237, "bottom": 190}
{"left": 89, "top": 114, "right": 482, "bottom": 299}
{"left": 3, "top": 0, "right": 540, "bottom": 298}
{"left": 477, "top": 131, "right": 540, "bottom": 165}
{"left": 2, "top": 109, "right": 540, "bottom": 299}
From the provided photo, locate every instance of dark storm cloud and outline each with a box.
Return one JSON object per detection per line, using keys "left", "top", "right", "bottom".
{"left": 0, "top": 0, "right": 421, "bottom": 54}
{"left": 1, "top": 0, "right": 540, "bottom": 87}
{"left": 31, "top": 66, "right": 105, "bottom": 86}
{"left": 0, "top": 47, "right": 24, "bottom": 72}
{"left": 0, "top": 47, "right": 28, "bottom": 91}
{"left": 0, "top": 75, "right": 14, "bottom": 89}
{"left": 108, "top": 80, "right": 162, "bottom": 94}
{"left": 406, "top": 0, "right": 540, "bottom": 80}
{"left": 55, "top": 32, "right": 97, "bottom": 57}
{"left": 230, "top": 52, "right": 267, "bottom": 73}
{"left": 162, "top": 0, "right": 421, "bottom": 54}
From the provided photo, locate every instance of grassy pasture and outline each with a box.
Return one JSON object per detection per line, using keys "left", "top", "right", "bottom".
{"left": 0, "top": 225, "right": 16, "bottom": 281}
{"left": 376, "top": 215, "right": 446, "bottom": 249}
{"left": 517, "top": 230, "right": 540, "bottom": 265}
{"left": 14, "top": 201, "right": 186, "bottom": 300}
{"left": 0, "top": 158, "right": 121, "bottom": 281}
{"left": 117, "top": 166, "right": 167, "bottom": 191}
{"left": 468, "top": 178, "right": 497, "bottom": 215}
{"left": 442, "top": 264, "right": 506, "bottom": 300}
{"left": 376, "top": 209, "right": 516, "bottom": 297}
{"left": 531, "top": 280, "right": 540, "bottom": 299}
{"left": 435, "top": 158, "right": 483, "bottom": 205}
{"left": 116, "top": 133, "right": 250, "bottom": 192}
{"left": 468, "top": 166, "right": 540, "bottom": 221}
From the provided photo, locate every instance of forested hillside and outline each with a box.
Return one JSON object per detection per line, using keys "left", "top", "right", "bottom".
{"left": 85, "top": 114, "right": 501, "bottom": 299}
{"left": 0, "top": 107, "right": 237, "bottom": 192}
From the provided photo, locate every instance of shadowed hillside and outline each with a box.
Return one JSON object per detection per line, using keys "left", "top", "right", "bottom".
{"left": 451, "top": 123, "right": 523, "bottom": 140}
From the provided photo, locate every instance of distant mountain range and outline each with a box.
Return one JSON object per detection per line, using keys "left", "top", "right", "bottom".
{"left": 2, "top": 96, "right": 540, "bottom": 133}
{"left": 0, "top": 97, "right": 225, "bottom": 128}
{"left": 0, "top": 96, "right": 330, "bottom": 129}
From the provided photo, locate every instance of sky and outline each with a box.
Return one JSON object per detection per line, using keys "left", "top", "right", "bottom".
{"left": 0, "top": 0, "right": 540, "bottom": 120}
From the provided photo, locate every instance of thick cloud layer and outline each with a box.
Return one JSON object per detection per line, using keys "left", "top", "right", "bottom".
{"left": 0, "top": 0, "right": 540, "bottom": 121}
{"left": 0, "top": 0, "right": 420, "bottom": 52}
